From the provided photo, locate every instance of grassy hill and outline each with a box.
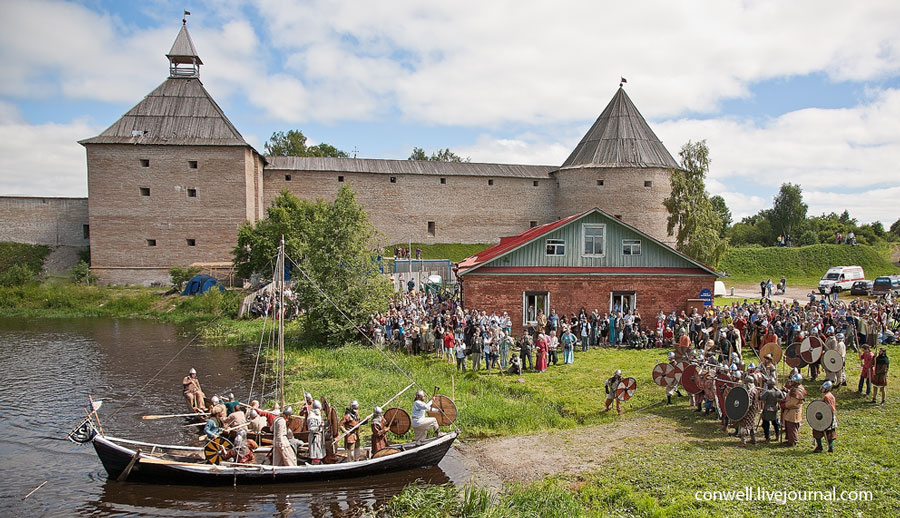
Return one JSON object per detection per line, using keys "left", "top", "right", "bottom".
{"left": 721, "top": 243, "right": 899, "bottom": 286}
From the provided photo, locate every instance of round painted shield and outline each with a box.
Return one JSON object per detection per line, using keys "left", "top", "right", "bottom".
{"left": 681, "top": 364, "right": 703, "bottom": 394}
{"left": 822, "top": 350, "right": 844, "bottom": 373}
{"left": 799, "top": 336, "right": 824, "bottom": 364}
{"left": 724, "top": 385, "right": 750, "bottom": 421}
{"left": 383, "top": 407, "right": 411, "bottom": 435}
{"left": 652, "top": 362, "right": 675, "bottom": 387}
{"left": 673, "top": 362, "right": 687, "bottom": 384}
{"left": 203, "top": 436, "right": 233, "bottom": 465}
{"left": 674, "top": 345, "right": 691, "bottom": 360}
{"left": 428, "top": 395, "right": 457, "bottom": 426}
{"left": 760, "top": 342, "right": 783, "bottom": 364}
{"left": 784, "top": 342, "right": 807, "bottom": 368}
{"left": 615, "top": 377, "right": 637, "bottom": 401}
{"left": 806, "top": 400, "right": 834, "bottom": 432}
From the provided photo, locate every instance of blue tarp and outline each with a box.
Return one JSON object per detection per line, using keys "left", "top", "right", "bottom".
{"left": 181, "top": 274, "right": 225, "bottom": 295}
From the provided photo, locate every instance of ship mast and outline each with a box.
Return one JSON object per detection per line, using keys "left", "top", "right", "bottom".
{"left": 278, "top": 235, "right": 286, "bottom": 410}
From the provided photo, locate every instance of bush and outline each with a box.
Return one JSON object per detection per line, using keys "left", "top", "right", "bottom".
{"left": 71, "top": 260, "right": 97, "bottom": 285}
{"left": 797, "top": 230, "right": 818, "bottom": 246}
{"left": 169, "top": 266, "right": 202, "bottom": 290}
{"left": 0, "top": 264, "right": 35, "bottom": 287}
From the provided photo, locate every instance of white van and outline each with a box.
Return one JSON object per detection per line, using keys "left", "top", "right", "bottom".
{"left": 818, "top": 266, "right": 865, "bottom": 294}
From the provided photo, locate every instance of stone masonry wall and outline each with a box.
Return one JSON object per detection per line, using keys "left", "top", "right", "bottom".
{"left": 263, "top": 169, "right": 558, "bottom": 246}
{"left": 0, "top": 196, "right": 89, "bottom": 247}
{"left": 461, "top": 273, "right": 714, "bottom": 336}
{"left": 85, "top": 144, "right": 256, "bottom": 285}
{"left": 554, "top": 167, "right": 674, "bottom": 244}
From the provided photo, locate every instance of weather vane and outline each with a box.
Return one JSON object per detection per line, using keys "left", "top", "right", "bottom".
{"left": 183, "top": 10, "right": 191, "bottom": 25}
{"left": 620, "top": 77, "right": 627, "bottom": 88}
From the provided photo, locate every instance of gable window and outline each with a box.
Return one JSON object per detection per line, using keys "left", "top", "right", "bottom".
{"left": 488, "top": 179, "right": 494, "bottom": 186}
{"left": 533, "top": 180, "right": 539, "bottom": 187}
{"left": 139, "top": 159, "right": 150, "bottom": 168}
{"left": 390, "top": 176, "right": 397, "bottom": 183}
{"left": 285, "top": 174, "right": 292, "bottom": 181}
{"left": 440, "top": 177, "right": 446, "bottom": 184}
{"left": 338, "top": 175, "right": 344, "bottom": 182}
{"left": 139, "top": 187, "right": 150, "bottom": 196}
{"left": 623, "top": 239, "right": 642, "bottom": 256}
{"left": 187, "top": 188, "right": 197, "bottom": 198}
{"left": 188, "top": 160, "right": 198, "bottom": 169}
{"left": 582, "top": 224, "right": 605, "bottom": 257}
{"left": 545, "top": 239, "right": 565, "bottom": 256}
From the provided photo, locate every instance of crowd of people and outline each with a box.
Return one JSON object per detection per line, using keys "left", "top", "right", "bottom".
{"left": 246, "top": 286, "right": 302, "bottom": 320}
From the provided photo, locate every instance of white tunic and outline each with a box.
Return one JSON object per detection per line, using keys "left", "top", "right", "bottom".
{"left": 272, "top": 416, "right": 297, "bottom": 466}
{"left": 306, "top": 410, "right": 326, "bottom": 460}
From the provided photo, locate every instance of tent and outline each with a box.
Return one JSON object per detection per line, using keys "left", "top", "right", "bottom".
{"left": 182, "top": 274, "right": 225, "bottom": 296}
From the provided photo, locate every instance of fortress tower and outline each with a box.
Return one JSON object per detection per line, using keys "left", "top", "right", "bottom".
{"left": 554, "top": 87, "right": 679, "bottom": 243}
{"left": 79, "top": 22, "right": 265, "bottom": 285}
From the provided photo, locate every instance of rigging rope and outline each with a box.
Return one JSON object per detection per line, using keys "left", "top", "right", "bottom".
{"left": 286, "top": 253, "right": 462, "bottom": 434}
{"left": 247, "top": 304, "right": 272, "bottom": 403}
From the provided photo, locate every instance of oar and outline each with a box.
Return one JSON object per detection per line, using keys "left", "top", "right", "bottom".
{"left": 143, "top": 412, "right": 209, "bottom": 420}
{"left": 333, "top": 383, "right": 414, "bottom": 445}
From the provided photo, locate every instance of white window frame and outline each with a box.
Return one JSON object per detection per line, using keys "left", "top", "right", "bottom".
{"left": 522, "top": 291, "right": 550, "bottom": 327}
{"left": 609, "top": 291, "right": 637, "bottom": 313}
{"left": 545, "top": 238, "right": 566, "bottom": 256}
{"left": 622, "top": 239, "right": 642, "bottom": 256}
{"left": 582, "top": 223, "right": 606, "bottom": 257}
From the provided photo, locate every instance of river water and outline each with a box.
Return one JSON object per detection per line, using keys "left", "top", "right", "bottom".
{"left": 0, "top": 318, "right": 467, "bottom": 517}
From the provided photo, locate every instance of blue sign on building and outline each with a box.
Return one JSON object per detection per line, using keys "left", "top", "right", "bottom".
{"left": 699, "top": 288, "right": 713, "bottom": 307}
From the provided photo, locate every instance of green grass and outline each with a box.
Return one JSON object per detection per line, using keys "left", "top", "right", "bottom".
{"left": 721, "top": 244, "right": 899, "bottom": 286}
{"left": 0, "top": 241, "right": 51, "bottom": 274}
{"left": 385, "top": 243, "right": 492, "bottom": 262}
{"left": 359, "top": 343, "right": 900, "bottom": 517}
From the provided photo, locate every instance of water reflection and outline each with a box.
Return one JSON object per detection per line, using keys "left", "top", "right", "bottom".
{"left": 0, "top": 318, "right": 463, "bottom": 517}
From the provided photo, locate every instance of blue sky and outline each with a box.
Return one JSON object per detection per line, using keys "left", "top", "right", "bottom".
{"left": 1, "top": 0, "right": 899, "bottom": 224}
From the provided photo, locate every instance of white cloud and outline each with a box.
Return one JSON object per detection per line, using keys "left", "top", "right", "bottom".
{"left": 0, "top": 117, "right": 97, "bottom": 196}
{"left": 805, "top": 187, "right": 900, "bottom": 225}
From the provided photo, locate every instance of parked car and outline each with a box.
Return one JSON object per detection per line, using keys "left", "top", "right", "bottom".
{"left": 849, "top": 280, "right": 874, "bottom": 296}
{"left": 818, "top": 266, "right": 865, "bottom": 294}
{"left": 872, "top": 275, "right": 900, "bottom": 297}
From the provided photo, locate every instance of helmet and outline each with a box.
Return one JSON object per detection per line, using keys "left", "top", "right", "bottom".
{"left": 821, "top": 381, "right": 833, "bottom": 392}
{"left": 836, "top": 333, "right": 844, "bottom": 339}
{"left": 667, "top": 352, "right": 676, "bottom": 360}
{"left": 248, "top": 409, "right": 258, "bottom": 419}
{"left": 233, "top": 434, "right": 243, "bottom": 445}
{"left": 211, "top": 396, "right": 220, "bottom": 404}
{"left": 614, "top": 369, "right": 622, "bottom": 377}
{"left": 304, "top": 392, "right": 312, "bottom": 400}
{"left": 416, "top": 390, "right": 426, "bottom": 400}
{"left": 189, "top": 368, "right": 197, "bottom": 375}
{"left": 374, "top": 406, "right": 383, "bottom": 415}
{"left": 729, "top": 364, "right": 737, "bottom": 371}
{"left": 766, "top": 379, "right": 775, "bottom": 389}
{"left": 312, "top": 400, "right": 322, "bottom": 410}
{"left": 228, "top": 393, "right": 235, "bottom": 401}
{"left": 791, "top": 373, "right": 803, "bottom": 383}
{"left": 283, "top": 406, "right": 294, "bottom": 416}
{"left": 350, "top": 400, "right": 359, "bottom": 409}
{"left": 747, "top": 363, "right": 756, "bottom": 370}
{"left": 733, "top": 371, "right": 743, "bottom": 380}
{"left": 765, "top": 353, "right": 773, "bottom": 359}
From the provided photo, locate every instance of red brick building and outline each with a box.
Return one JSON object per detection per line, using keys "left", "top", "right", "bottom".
{"left": 457, "top": 208, "right": 717, "bottom": 335}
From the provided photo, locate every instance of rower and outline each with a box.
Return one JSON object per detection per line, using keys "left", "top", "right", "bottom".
{"left": 339, "top": 400, "right": 362, "bottom": 461}
{"left": 182, "top": 368, "right": 207, "bottom": 412}
{"left": 411, "top": 390, "right": 440, "bottom": 443}
{"left": 222, "top": 393, "right": 241, "bottom": 415}
{"left": 203, "top": 405, "right": 226, "bottom": 440}
{"left": 370, "top": 406, "right": 390, "bottom": 455}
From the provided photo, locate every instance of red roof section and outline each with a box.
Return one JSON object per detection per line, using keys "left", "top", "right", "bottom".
{"left": 457, "top": 209, "right": 591, "bottom": 270}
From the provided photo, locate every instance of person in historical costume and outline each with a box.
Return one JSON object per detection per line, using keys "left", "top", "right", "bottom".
{"left": 339, "top": 400, "right": 362, "bottom": 461}
{"left": 202, "top": 407, "right": 225, "bottom": 440}
{"left": 306, "top": 401, "right": 326, "bottom": 464}
{"left": 872, "top": 347, "right": 889, "bottom": 405}
{"left": 224, "top": 431, "right": 256, "bottom": 464}
{"left": 604, "top": 370, "right": 623, "bottom": 415}
{"left": 222, "top": 405, "right": 247, "bottom": 439}
{"left": 760, "top": 353, "right": 777, "bottom": 381}
{"left": 561, "top": 326, "right": 577, "bottom": 365}
{"left": 370, "top": 406, "right": 390, "bottom": 455}
{"left": 508, "top": 352, "right": 522, "bottom": 375}
{"left": 411, "top": 390, "right": 440, "bottom": 443}
{"left": 737, "top": 376, "right": 760, "bottom": 447}
{"left": 858, "top": 344, "right": 875, "bottom": 396}
{"left": 500, "top": 331, "right": 514, "bottom": 370}
{"left": 665, "top": 352, "right": 683, "bottom": 405}
{"left": 246, "top": 408, "right": 267, "bottom": 434}
{"left": 812, "top": 381, "right": 837, "bottom": 453}
{"left": 823, "top": 332, "right": 847, "bottom": 386}
{"left": 535, "top": 332, "right": 549, "bottom": 372}
{"left": 272, "top": 406, "right": 298, "bottom": 466}
{"left": 182, "top": 367, "right": 207, "bottom": 412}
{"left": 758, "top": 379, "right": 784, "bottom": 442}
{"left": 782, "top": 373, "right": 807, "bottom": 446}
{"left": 519, "top": 332, "right": 534, "bottom": 371}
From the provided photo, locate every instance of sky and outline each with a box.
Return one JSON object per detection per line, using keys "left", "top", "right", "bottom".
{"left": 1, "top": 0, "right": 899, "bottom": 225}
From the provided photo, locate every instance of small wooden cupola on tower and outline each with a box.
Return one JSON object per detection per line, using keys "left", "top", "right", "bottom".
{"left": 166, "top": 17, "right": 202, "bottom": 78}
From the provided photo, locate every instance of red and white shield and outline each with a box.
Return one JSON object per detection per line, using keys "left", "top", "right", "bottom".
{"left": 652, "top": 362, "right": 675, "bottom": 387}
{"left": 616, "top": 377, "right": 637, "bottom": 401}
{"left": 800, "top": 336, "right": 823, "bottom": 364}
{"left": 681, "top": 364, "right": 702, "bottom": 394}
{"left": 673, "top": 362, "right": 687, "bottom": 384}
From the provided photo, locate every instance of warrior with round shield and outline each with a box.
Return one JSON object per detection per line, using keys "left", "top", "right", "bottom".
{"left": 782, "top": 372, "right": 807, "bottom": 446}
{"left": 812, "top": 381, "right": 837, "bottom": 453}
{"left": 604, "top": 370, "right": 623, "bottom": 415}
{"left": 823, "top": 332, "right": 847, "bottom": 386}
{"left": 736, "top": 375, "right": 760, "bottom": 447}
{"left": 758, "top": 378, "right": 784, "bottom": 442}
{"left": 665, "top": 352, "right": 684, "bottom": 405}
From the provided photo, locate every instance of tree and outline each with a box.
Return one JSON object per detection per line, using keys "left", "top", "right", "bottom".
{"left": 664, "top": 140, "right": 728, "bottom": 267}
{"left": 408, "top": 147, "right": 470, "bottom": 162}
{"left": 709, "top": 195, "right": 732, "bottom": 238}
{"left": 233, "top": 187, "right": 392, "bottom": 346}
{"left": 767, "top": 183, "right": 807, "bottom": 242}
{"left": 265, "top": 130, "right": 349, "bottom": 157}
{"left": 890, "top": 218, "right": 900, "bottom": 239}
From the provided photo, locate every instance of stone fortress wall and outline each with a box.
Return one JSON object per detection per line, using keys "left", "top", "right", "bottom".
{"left": 0, "top": 196, "right": 89, "bottom": 247}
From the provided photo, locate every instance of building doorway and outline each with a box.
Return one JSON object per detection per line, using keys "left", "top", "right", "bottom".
{"left": 610, "top": 291, "right": 636, "bottom": 313}
{"left": 523, "top": 291, "right": 550, "bottom": 327}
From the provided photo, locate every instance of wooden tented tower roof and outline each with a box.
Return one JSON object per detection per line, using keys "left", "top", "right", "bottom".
{"left": 560, "top": 87, "right": 679, "bottom": 170}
